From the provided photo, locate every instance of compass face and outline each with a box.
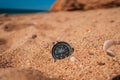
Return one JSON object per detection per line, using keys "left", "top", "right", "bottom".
{"left": 52, "top": 41, "right": 74, "bottom": 60}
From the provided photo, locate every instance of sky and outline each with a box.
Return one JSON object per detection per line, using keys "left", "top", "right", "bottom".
{"left": 0, "top": 0, "right": 55, "bottom": 10}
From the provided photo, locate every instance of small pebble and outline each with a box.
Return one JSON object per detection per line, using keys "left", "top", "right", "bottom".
{"left": 86, "top": 29, "right": 91, "bottom": 33}
{"left": 97, "top": 61, "right": 105, "bottom": 66}
{"left": 110, "top": 20, "right": 115, "bottom": 23}
{"left": 70, "top": 57, "right": 76, "bottom": 62}
{"left": 31, "top": 34, "right": 37, "bottom": 39}
{"left": 3, "top": 24, "right": 14, "bottom": 32}
{"left": 52, "top": 41, "right": 58, "bottom": 45}
{"left": 93, "top": 44, "right": 98, "bottom": 48}
{"left": 88, "top": 52, "right": 94, "bottom": 55}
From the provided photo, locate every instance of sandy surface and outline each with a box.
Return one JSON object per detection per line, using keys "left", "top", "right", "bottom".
{"left": 0, "top": 7, "right": 120, "bottom": 80}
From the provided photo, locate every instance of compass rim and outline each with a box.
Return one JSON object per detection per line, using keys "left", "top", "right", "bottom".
{"left": 52, "top": 41, "right": 73, "bottom": 60}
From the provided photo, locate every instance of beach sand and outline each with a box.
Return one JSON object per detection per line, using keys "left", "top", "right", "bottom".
{"left": 0, "top": 7, "right": 120, "bottom": 80}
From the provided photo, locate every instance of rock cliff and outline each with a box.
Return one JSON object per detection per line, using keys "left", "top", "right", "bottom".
{"left": 51, "top": 0, "right": 120, "bottom": 11}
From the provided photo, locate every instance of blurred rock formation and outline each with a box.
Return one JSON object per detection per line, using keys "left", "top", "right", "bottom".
{"left": 51, "top": 0, "right": 120, "bottom": 11}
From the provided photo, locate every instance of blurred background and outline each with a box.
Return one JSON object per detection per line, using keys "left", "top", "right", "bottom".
{"left": 0, "top": 0, "right": 55, "bottom": 14}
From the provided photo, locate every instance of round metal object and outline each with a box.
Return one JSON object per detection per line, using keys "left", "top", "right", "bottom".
{"left": 112, "top": 75, "right": 120, "bottom": 80}
{"left": 52, "top": 41, "right": 74, "bottom": 60}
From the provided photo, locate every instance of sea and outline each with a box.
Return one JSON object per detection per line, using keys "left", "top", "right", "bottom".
{"left": 0, "top": 8, "right": 48, "bottom": 15}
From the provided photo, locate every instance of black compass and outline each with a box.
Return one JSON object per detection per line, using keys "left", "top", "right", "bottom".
{"left": 52, "top": 41, "right": 74, "bottom": 60}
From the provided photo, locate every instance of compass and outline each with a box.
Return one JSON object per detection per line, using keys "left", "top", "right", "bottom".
{"left": 52, "top": 41, "right": 74, "bottom": 60}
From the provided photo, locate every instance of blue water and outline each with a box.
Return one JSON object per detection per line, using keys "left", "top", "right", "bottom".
{"left": 0, "top": 0, "right": 55, "bottom": 14}
{"left": 0, "top": 8, "right": 48, "bottom": 14}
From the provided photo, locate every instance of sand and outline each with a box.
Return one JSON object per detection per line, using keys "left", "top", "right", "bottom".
{"left": 0, "top": 7, "right": 120, "bottom": 80}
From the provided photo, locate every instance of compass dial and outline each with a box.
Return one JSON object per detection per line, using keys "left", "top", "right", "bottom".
{"left": 52, "top": 41, "right": 74, "bottom": 60}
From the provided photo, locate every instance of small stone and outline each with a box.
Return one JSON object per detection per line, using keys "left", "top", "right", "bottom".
{"left": 86, "top": 29, "right": 91, "bottom": 33}
{"left": 93, "top": 44, "right": 98, "bottom": 48}
{"left": 88, "top": 52, "right": 94, "bottom": 55}
{"left": 70, "top": 57, "right": 76, "bottom": 62}
{"left": 31, "top": 34, "right": 37, "bottom": 39}
{"left": 110, "top": 20, "right": 115, "bottom": 23}
{"left": 3, "top": 24, "right": 15, "bottom": 32}
{"left": 52, "top": 41, "right": 58, "bottom": 45}
{"left": 97, "top": 61, "right": 105, "bottom": 66}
